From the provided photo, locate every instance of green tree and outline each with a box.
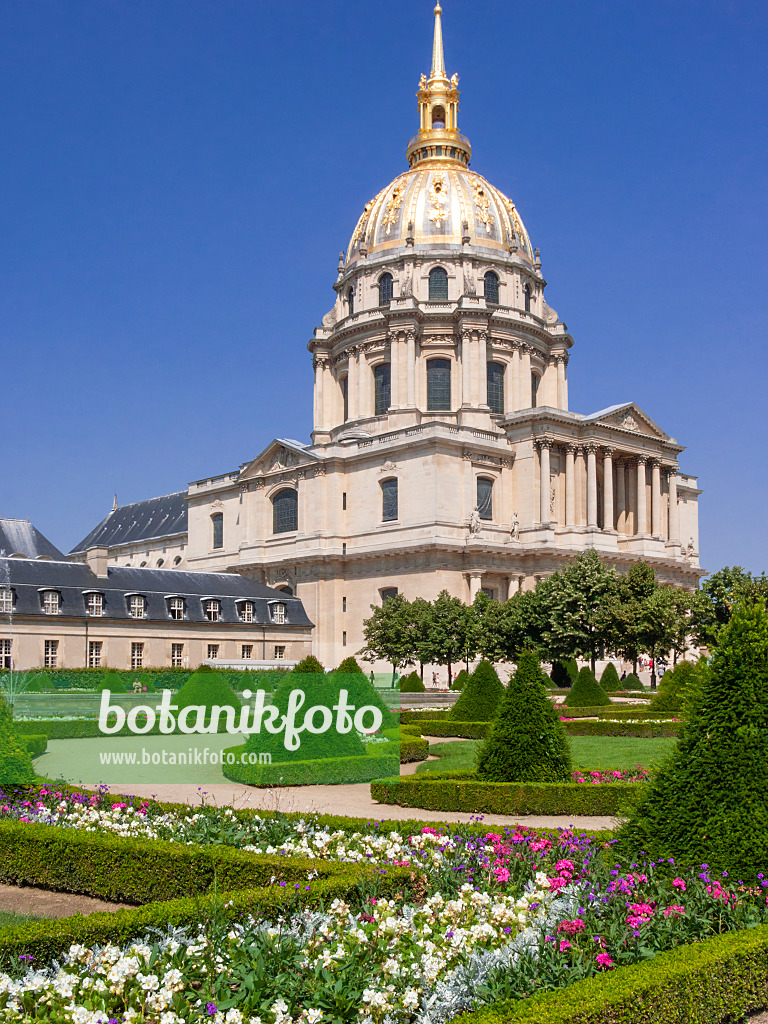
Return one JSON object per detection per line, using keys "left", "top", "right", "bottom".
{"left": 360, "top": 593, "right": 414, "bottom": 686}
{"left": 419, "top": 590, "right": 472, "bottom": 688}
{"left": 469, "top": 591, "right": 505, "bottom": 664}
{"left": 496, "top": 589, "right": 545, "bottom": 662}
{"left": 637, "top": 586, "right": 678, "bottom": 690}
{"left": 608, "top": 562, "right": 658, "bottom": 673}
{"left": 538, "top": 552, "right": 619, "bottom": 671}
{"left": 476, "top": 651, "right": 571, "bottom": 783}
{"left": 409, "top": 597, "right": 435, "bottom": 683}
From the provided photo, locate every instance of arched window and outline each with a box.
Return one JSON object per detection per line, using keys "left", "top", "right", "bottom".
{"left": 381, "top": 587, "right": 398, "bottom": 603}
{"left": 428, "top": 266, "right": 449, "bottom": 301}
{"left": 347, "top": 286, "right": 355, "bottom": 316}
{"left": 378, "top": 272, "right": 393, "bottom": 306}
{"left": 341, "top": 376, "right": 349, "bottom": 422}
{"left": 173, "top": 556, "right": 182, "bottom": 567}
{"left": 523, "top": 283, "right": 532, "bottom": 313}
{"left": 211, "top": 512, "right": 223, "bottom": 549}
{"left": 432, "top": 105, "right": 446, "bottom": 128}
{"left": 427, "top": 358, "right": 451, "bottom": 411}
{"left": 272, "top": 488, "right": 298, "bottom": 534}
{"left": 531, "top": 372, "right": 539, "bottom": 408}
{"left": 477, "top": 477, "right": 494, "bottom": 520}
{"left": 156, "top": 558, "right": 164, "bottom": 568}
{"left": 486, "top": 361, "right": 505, "bottom": 414}
{"left": 276, "top": 585, "right": 294, "bottom": 596}
{"left": 484, "top": 271, "right": 499, "bottom": 305}
{"left": 374, "top": 363, "right": 391, "bottom": 415}
{"left": 381, "top": 478, "right": 398, "bottom": 521}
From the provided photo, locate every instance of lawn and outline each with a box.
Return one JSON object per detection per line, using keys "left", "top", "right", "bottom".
{"left": 0, "top": 910, "right": 43, "bottom": 927}
{"left": 416, "top": 736, "right": 676, "bottom": 774}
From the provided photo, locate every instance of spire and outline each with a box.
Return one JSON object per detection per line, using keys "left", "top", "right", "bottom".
{"left": 430, "top": 3, "right": 447, "bottom": 82}
{"left": 406, "top": 3, "right": 471, "bottom": 169}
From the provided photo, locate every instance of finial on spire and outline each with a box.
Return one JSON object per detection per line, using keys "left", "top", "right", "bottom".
{"left": 112, "top": 495, "right": 118, "bottom": 512}
{"left": 431, "top": 3, "right": 446, "bottom": 81}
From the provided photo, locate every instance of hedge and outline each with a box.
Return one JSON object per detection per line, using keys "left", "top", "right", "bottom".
{"left": 399, "top": 709, "right": 453, "bottom": 724}
{"left": 595, "top": 708, "right": 677, "bottom": 720}
{"left": 370, "top": 772, "right": 644, "bottom": 816}
{"left": 222, "top": 745, "right": 398, "bottom": 786}
{"left": 556, "top": 705, "right": 650, "bottom": 719}
{"left": 563, "top": 720, "right": 681, "bottom": 738}
{"left": 13, "top": 717, "right": 238, "bottom": 739}
{"left": 453, "top": 921, "right": 768, "bottom": 1024}
{"left": 412, "top": 720, "right": 491, "bottom": 740}
{"left": 17, "top": 667, "right": 281, "bottom": 692}
{"left": 399, "top": 736, "right": 430, "bottom": 762}
{"left": 20, "top": 734, "right": 47, "bottom": 756}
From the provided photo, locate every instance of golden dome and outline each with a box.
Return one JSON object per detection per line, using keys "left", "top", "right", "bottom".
{"left": 345, "top": 166, "right": 533, "bottom": 266}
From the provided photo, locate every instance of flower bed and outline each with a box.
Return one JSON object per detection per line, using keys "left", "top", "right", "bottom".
{"left": 1, "top": 788, "right": 768, "bottom": 1023}
{"left": 370, "top": 772, "right": 645, "bottom": 816}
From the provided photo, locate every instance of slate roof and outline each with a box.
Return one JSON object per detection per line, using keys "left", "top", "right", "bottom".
{"left": 0, "top": 559, "right": 312, "bottom": 628}
{"left": 70, "top": 492, "right": 188, "bottom": 554}
{"left": 0, "top": 520, "right": 65, "bottom": 561}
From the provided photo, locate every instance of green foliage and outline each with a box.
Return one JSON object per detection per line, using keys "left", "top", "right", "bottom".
{"left": 563, "top": 720, "right": 681, "bottom": 738}
{"left": 599, "top": 662, "right": 620, "bottom": 692}
{"left": 399, "top": 708, "right": 452, "bottom": 724}
{"left": 292, "top": 655, "right": 325, "bottom": 675}
{"left": 405, "top": 720, "right": 491, "bottom": 740}
{"left": 621, "top": 671, "right": 644, "bottom": 691}
{"left": 564, "top": 667, "right": 612, "bottom": 708}
{"left": 223, "top": 747, "right": 396, "bottom": 786}
{"left": 335, "top": 656, "right": 364, "bottom": 675}
{"left": 649, "top": 661, "right": 701, "bottom": 713}
{"left": 96, "top": 671, "right": 128, "bottom": 693}
{"left": 549, "top": 661, "right": 571, "bottom": 689}
{"left": 370, "top": 772, "right": 642, "bottom": 816}
{"left": 420, "top": 590, "right": 474, "bottom": 684}
{"left": 20, "top": 734, "right": 48, "bottom": 756}
{"left": 399, "top": 671, "right": 425, "bottom": 693}
{"left": 617, "top": 602, "right": 768, "bottom": 876}
{"left": 476, "top": 651, "right": 572, "bottom": 783}
{"left": 0, "top": 695, "right": 36, "bottom": 784}
{"left": 450, "top": 660, "right": 504, "bottom": 721}
{"left": 565, "top": 659, "right": 579, "bottom": 686}
{"left": 174, "top": 668, "right": 241, "bottom": 729}
{"left": 359, "top": 593, "right": 414, "bottom": 680}
{"left": 451, "top": 668, "right": 470, "bottom": 691}
{"left": 536, "top": 552, "right": 619, "bottom": 668}
{"left": 330, "top": 671, "right": 398, "bottom": 729}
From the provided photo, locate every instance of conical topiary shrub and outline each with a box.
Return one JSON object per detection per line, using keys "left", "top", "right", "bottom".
{"left": 331, "top": 670, "right": 398, "bottom": 729}
{"left": 616, "top": 602, "right": 768, "bottom": 877}
{"left": 564, "top": 667, "right": 612, "bottom": 708}
{"left": 621, "top": 672, "right": 644, "bottom": 691}
{"left": 450, "top": 660, "right": 505, "bottom": 721}
{"left": 600, "top": 663, "right": 620, "bottom": 692}
{"left": 293, "top": 655, "right": 325, "bottom": 675}
{"left": 0, "top": 695, "right": 36, "bottom": 785}
{"left": 96, "top": 672, "right": 128, "bottom": 693}
{"left": 550, "top": 661, "right": 571, "bottom": 689}
{"left": 336, "top": 656, "right": 364, "bottom": 675}
{"left": 541, "top": 669, "right": 557, "bottom": 689}
{"left": 175, "top": 668, "right": 241, "bottom": 730}
{"left": 649, "top": 661, "right": 700, "bottom": 714}
{"left": 476, "top": 652, "right": 572, "bottom": 783}
{"left": 399, "top": 671, "right": 425, "bottom": 693}
{"left": 451, "top": 669, "right": 470, "bottom": 691}
{"left": 565, "top": 659, "right": 579, "bottom": 687}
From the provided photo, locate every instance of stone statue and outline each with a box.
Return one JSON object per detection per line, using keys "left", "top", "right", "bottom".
{"left": 469, "top": 507, "right": 482, "bottom": 534}
{"left": 511, "top": 511, "right": 520, "bottom": 542}
{"left": 450, "top": 73, "right": 459, "bottom": 88}
{"left": 419, "top": 73, "right": 427, "bottom": 89}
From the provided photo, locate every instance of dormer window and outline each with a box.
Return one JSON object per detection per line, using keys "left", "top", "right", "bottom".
{"left": 240, "top": 601, "right": 254, "bottom": 624}
{"left": 347, "top": 286, "right": 355, "bottom": 316}
{"left": 204, "top": 599, "right": 220, "bottom": 622}
{"left": 271, "top": 602, "right": 286, "bottom": 625}
{"left": 42, "top": 590, "right": 60, "bottom": 615}
{"left": 0, "top": 589, "right": 13, "bottom": 614}
{"left": 86, "top": 593, "right": 104, "bottom": 617}
{"left": 129, "top": 595, "right": 147, "bottom": 619}
{"left": 168, "top": 597, "right": 185, "bottom": 621}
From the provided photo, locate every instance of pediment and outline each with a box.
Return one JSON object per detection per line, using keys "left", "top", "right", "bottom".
{"left": 585, "top": 403, "right": 669, "bottom": 440}
{"left": 238, "top": 439, "right": 320, "bottom": 481}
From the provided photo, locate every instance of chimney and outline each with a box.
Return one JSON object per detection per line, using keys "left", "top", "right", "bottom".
{"left": 86, "top": 545, "right": 110, "bottom": 578}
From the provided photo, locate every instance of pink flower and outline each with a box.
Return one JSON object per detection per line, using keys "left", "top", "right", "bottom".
{"left": 663, "top": 905, "right": 685, "bottom": 917}
{"left": 557, "top": 918, "right": 585, "bottom": 935}
{"left": 547, "top": 876, "right": 568, "bottom": 891}
{"left": 559, "top": 939, "right": 572, "bottom": 951}
{"left": 596, "top": 952, "right": 615, "bottom": 970}
{"left": 672, "top": 878, "right": 686, "bottom": 891}
{"left": 494, "top": 867, "right": 510, "bottom": 883}
{"left": 555, "top": 860, "right": 575, "bottom": 873}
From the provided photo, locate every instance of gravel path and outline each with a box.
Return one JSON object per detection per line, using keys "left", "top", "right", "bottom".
{"left": 0, "top": 883, "right": 132, "bottom": 919}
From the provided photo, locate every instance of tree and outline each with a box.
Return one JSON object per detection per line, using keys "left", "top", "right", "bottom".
{"left": 608, "top": 562, "right": 658, "bottom": 673}
{"left": 409, "top": 597, "right": 435, "bottom": 682}
{"left": 694, "top": 567, "right": 768, "bottom": 648}
{"left": 470, "top": 591, "right": 506, "bottom": 664}
{"left": 476, "top": 651, "right": 571, "bottom": 783}
{"left": 359, "top": 594, "right": 413, "bottom": 685}
{"left": 419, "top": 590, "right": 472, "bottom": 688}
{"left": 538, "top": 552, "right": 619, "bottom": 671}
{"left": 496, "top": 589, "right": 546, "bottom": 662}
{"left": 636, "top": 586, "right": 678, "bottom": 690}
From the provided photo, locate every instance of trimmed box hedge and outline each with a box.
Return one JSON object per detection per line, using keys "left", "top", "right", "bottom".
{"left": 412, "top": 720, "right": 491, "bottom": 739}
{"left": 555, "top": 704, "right": 650, "bottom": 719}
{"left": 370, "top": 772, "right": 644, "bottom": 816}
{"left": 221, "top": 744, "right": 398, "bottom": 786}
{"left": 399, "top": 709, "right": 453, "bottom": 724}
{"left": 19, "top": 733, "right": 48, "bottom": 756}
{"left": 454, "top": 921, "right": 768, "bottom": 1024}
{"left": 399, "top": 736, "right": 430, "bottom": 762}
{"left": 563, "top": 720, "right": 681, "bottom": 738}
{"left": 595, "top": 708, "right": 677, "bottom": 720}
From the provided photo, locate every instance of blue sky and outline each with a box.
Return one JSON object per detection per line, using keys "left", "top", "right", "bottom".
{"left": 2, "top": 0, "right": 766, "bottom": 575}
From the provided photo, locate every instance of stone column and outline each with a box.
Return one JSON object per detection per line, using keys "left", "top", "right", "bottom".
{"left": 347, "top": 348, "right": 359, "bottom": 421}
{"left": 636, "top": 457, "right": 647, "bottom": 535}
{"left": 506, "top": 576, "right": 520, "bottom": 600}
{"left": 668, "top": 468, "right": 680, "bottom": 543}
{"left": 477, "top": 330, "right": 488, "bottom": 407}
{"left": 602, "top": 448, "right": 614, "bottom": 531}
{"left": 406, "top": 330, "right": 416, "bottom": 407}
{"left": 521, "top": 345, "right": 532, "bottom": 407}
{"left": 461, "top": 330, "right": 471, "bottom": 407}
{"left": 313, "top": 357, "right": 324, "bottom": 430}
{"left": 469, "top": 573, "right": 483, "bottom": 600}
{"left": 539, "top": 441, "right": 551, "bottom": 525}
{"left": 565, "top": 445, "right": 576, "bottom": 526}
{"left": 389, "top": 334, "right": 400, "bottom": 408}
{"left": 651, "top": 459, "right": 662, "bottom": 537}
{"left": 358, "top": 352, "right": 372, "bottom": 419}
{"left": 586, "top": 445, "right": 598, "bottom": 527}
{"left": 556, "top": 357, "right": 567, "bottom": 409}
{"left": 616, "top": 460, "right": 626, "bottom": 534}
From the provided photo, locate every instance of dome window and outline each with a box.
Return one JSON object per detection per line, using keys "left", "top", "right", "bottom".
{"left": 374, "top": 363, "right": 391, "bottom": 415}
{"left": 477, "top": 477, "right": 494, "bottom": 521}
{"left": 431, "top": 105, "right": 446, "bottom": 129}
{"left": 378, "top": 273, "right": 394, "bottom": 306}
{"left": 272, "top": 488, "right": 298, "bottom": 534}
{"left": 347, "top": 286, "right": 355, "bottom": 316}
{"left": 381, "top": 478, "right": 398, "bottom": 522}
{"left": 484, "top": 271, "right": 499, "bottom": 305}
{"left": 487, "top": 361, "right": 505, "bottom": 414}
{"left": 211, "top": 512, "right": 223, "bottom": 550}
{"left": 340, "top": 376, "right": 349, "bottom": 422}
{"left": 427, "top": 358, "right": 451, "bottom": 411}
{"left": 429, "top": 267, "right": 449, "bottom": 301}
{"left": 531, "top": 372, "right": 540, "bottom": 408}
{"left": 524, "top": 283, "right": 532, "bottom": 313}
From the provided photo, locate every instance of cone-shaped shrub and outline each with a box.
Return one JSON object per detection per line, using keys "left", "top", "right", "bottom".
{"left": 616, "top": 602, "right": 768, "bottom": 877}
{"left": 600, "top": 662, "right": 620, "bottom": 692}
{"left": 0, "top": 695, "right": 36, "bottom": 785}
{"left": 450, "top": 660, "right": 505, "bottom": 721}
{"left": 336, "top": 656, "right": 364, "bottom": 675}
{"left": 293, "top": 655, "right": 325, "bottom": 675}
{"left": 649, "top": 661, "right": 700, "bottom": 714}
{"left": 174, "top": 668, "right": 241, "bottom": 730}
{"left": 399, "top": 671, "right": 425, "bottom": 693}
{"left": 541, "top": 669, "right": 557, "bottom": 689}
{"left": 96, "top": 672, "right": 127, "bottom": 693}
{"left": 564, "top": 667, "right": 611, "bottom": 708}
{"left": 476, "top": 652, "right": 572, "bottom": 783}
{"left": 550, "top": 661, "right": 571, "bottom": 689}
{"left": 621, "top": 671, "right": 644, "bottom": 691}
{"left": 451, "top": 669, "right": 470, "bottom": 691}
{"left": 331, "top": 670, "right": 398, "bottom": 729}
{"left": 565, "top": 659, "right": 579, "bottom": 686}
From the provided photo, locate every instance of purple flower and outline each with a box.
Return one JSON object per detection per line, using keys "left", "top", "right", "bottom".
{"left": 206, "top": 1005, "right": 218, "bottom": 1016}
